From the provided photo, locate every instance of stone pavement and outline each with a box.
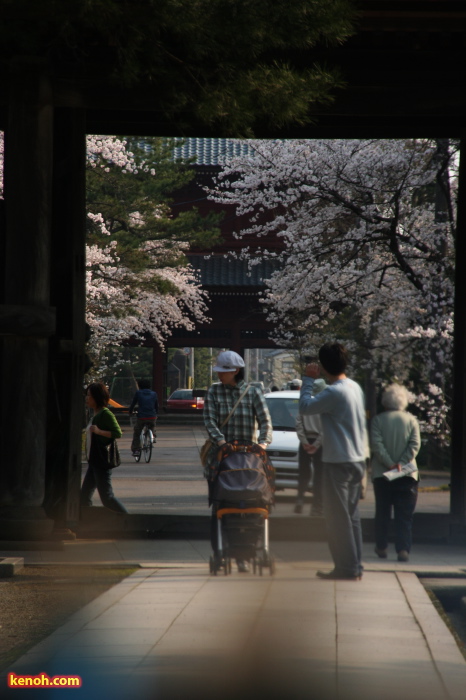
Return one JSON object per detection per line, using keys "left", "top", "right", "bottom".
{"left": 2, "top": 539, "right": 466, "bottom": 700}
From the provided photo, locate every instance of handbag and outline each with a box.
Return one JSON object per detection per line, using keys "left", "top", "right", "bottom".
{"left": 90, "top": 434, "right": 121, "bottom": 470}
{"left": 108, "top": 439, "right": 121, "bottom": 469}
{"left": 200, "top": 384, "right": 251, "bottom": 468}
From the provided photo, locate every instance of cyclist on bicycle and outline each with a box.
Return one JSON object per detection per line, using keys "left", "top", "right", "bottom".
{"left": 129, "top": 379, "right": 158, "bottom": 456}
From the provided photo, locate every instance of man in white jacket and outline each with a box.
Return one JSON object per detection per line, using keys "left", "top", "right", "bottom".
{"left": 299, "top": 343, "right": 366, "bottom": 581}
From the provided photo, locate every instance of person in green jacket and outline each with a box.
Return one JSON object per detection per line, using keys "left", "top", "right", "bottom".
{"left": 370, "top": 384, "right": 421, "bottom": 562}
{"left": 81, "top": 382, "right": 127, "bottom": 513}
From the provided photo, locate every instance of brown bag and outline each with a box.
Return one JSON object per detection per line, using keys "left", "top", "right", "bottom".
{"left": 200, "top": 438, "right": 214, "bottom": 467}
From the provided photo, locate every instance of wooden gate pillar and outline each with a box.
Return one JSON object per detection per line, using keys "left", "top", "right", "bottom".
{"left": 44, "top": 108, "right": 87, "bottom": 532}
{"left": 0, "top": 60, "right": 55, "bottom": 539}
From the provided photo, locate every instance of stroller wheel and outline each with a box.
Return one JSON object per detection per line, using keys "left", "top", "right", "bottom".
{"left": 210, "top": 555, "right": 224, "bottom": 576}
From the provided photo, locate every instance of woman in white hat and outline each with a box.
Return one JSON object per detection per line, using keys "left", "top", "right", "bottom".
{"left": 203, "top": 350, "right": 273, "bottom": 572}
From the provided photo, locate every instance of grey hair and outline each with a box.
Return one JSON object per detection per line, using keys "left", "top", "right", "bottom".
{"left": 381, "top": 384, "right": 409, "bottom": 411}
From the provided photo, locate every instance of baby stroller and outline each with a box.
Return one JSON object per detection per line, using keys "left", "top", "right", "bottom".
{"left": 208, "top": 439, "right": 276, "bottom": 576}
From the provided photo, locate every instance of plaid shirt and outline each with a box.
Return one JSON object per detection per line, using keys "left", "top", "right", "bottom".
{"left": 203, "top": 380, "right": 273, "bottom": 446}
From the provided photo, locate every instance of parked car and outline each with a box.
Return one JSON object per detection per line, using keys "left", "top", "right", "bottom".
{"left": 165, "top": 389, "right": 205, "bottom": 413}
{"left": 264, "top": 390, "right": 312, "bottom": 492}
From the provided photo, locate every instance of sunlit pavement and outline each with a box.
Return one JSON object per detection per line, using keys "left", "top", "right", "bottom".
{"left": 2, "top": 540, "right": 466, "bottom": 700}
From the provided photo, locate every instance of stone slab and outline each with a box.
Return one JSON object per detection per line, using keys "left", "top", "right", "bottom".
{"left": 0, "top": 556, "right": 24, "bottom": 576}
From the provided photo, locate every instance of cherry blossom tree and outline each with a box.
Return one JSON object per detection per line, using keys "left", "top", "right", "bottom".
{"left": 209, "top": 139, "right": 457, "bottom": 443}
{"left": 0, "top": 132, "right": 214, "bottom": 376}
{"left": 84, "top": 136, "right": 215, "bottom": 376}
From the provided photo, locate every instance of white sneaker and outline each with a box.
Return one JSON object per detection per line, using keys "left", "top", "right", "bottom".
{"left": 294, "top": 498, "right": 304, "bottom": 514}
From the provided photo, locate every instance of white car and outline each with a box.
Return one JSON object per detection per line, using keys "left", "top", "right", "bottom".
{"left": 264, "top": 390, "right": 312, "bottom": 492}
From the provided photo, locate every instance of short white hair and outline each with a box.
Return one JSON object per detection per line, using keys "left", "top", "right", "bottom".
{"left": 381, "top": 384, "right": 409, "bottom": 411}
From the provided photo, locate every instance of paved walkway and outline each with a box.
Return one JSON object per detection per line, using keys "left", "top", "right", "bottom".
{"left": 2, "top": 540, "right": 466, "bottom": 700}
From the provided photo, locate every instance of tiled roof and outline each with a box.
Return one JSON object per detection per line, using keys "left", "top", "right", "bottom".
{"left": 173, "top": 138, "right": 255, "bottom": 165}
{"left": 188, "top": 255, "right": 279, "bottom": 287}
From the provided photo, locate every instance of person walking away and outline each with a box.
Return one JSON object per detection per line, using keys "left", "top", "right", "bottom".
{"left": 203, "top": 351, "right": 273, "bottom": 573}
{"left": 299, "top": 343, "right": 366, "bottom": 580}
{"left": 370, "top": 384, "right": 421, "bottom": 562}
{"left": 129, "top": 379, "right": 158, "bottom": 456}
{"left": 294, "top": 378, "right": 326, "bottom": 516}
{"left": 81, "top": 382, "right": 127, "bottom": 513}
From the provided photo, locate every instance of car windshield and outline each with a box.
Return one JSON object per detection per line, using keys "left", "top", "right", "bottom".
{"left": 170, "top": 390, "right": 192, "bottom": 400}
{"left": 266, "top": 397, "right": 299, "bottom": 431}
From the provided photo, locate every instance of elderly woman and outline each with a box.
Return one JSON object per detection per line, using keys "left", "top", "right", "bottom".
{"left": 370, "top": 384, "right": 421, "bottom": 562}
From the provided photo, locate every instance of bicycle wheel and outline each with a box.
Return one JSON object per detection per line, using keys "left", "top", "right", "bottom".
{"left": 133, "top": 425, "right": 144, "bottom": 462}
{"left": 143, "top": 429, "right": 152, "bottom": 463}
{"left": 133, "top": 445, "right": 141, "bottom": 463}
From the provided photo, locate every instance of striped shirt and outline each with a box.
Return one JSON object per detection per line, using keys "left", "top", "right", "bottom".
{"left": 203, "top": 380, "right": 273, "bottom": 446}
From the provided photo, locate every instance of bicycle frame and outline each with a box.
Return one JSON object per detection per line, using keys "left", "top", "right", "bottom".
{"left": 131, "top": 416, "right": 155, "bottom": 463}
{"left": 140, "top": 424, "right": 153, "bottom": 447}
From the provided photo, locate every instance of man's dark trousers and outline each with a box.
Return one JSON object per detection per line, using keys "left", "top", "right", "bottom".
{"left": 323, "top": 461, "right": 365, "bottom": 577}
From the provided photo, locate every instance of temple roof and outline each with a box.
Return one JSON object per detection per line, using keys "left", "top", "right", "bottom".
{"left": 173, "top": 139, "right": 255, "bottom": 166}
{"left": 188, "top": 255, "right": 279, "bottom": 287}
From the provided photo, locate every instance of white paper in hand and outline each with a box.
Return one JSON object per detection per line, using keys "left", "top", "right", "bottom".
{"left": 383, "top": 462, "right": 417, "bottom": 481}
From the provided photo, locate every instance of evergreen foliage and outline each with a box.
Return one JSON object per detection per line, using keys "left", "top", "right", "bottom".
{"left": 1, "top": 0, "right": 356, "bottom": 134}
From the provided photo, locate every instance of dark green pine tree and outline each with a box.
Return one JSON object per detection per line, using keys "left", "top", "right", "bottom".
{"left": 0, "top": 0, "right": 356, "bottom": 135}
{"left": 86, "top": 136, "right": 222, "bottom": 296}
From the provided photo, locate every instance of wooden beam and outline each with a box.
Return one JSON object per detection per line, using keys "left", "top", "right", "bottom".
{"left": 0, "top": 304, "right": 56, "bottom": 337}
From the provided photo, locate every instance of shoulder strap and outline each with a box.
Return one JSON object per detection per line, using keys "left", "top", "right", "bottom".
{"left": 220, "top": 384, "right": 250, "bottom": 428}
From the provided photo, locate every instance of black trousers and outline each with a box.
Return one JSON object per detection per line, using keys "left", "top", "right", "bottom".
{"left": 81, "top": 462, "right": 128, "bottom": 513}
{"left": 373, "top": 476, "right": 418, "bottom": 553}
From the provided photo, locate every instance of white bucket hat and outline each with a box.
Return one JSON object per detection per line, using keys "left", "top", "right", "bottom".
{"left": 289, "top": 378, "right": 302, "bottom": 389}
{"left": 212, "top": 351, "right": 245, "bottom": 372}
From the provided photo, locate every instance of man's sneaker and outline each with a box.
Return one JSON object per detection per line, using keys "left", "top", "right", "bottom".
{"left": 374, "top": 547, "right": 388, "bottom": 559}
{"left": 397, "top": 550, "right": 409, "bottom": 562}
{"left": 294, "top": 498, "right": 304, "bottom": 514}
{"left": 316, "top": 569, "right": 361, "bottom": 581}
{"left": 237, "top": 560, "right": 250, "bottom": 573}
